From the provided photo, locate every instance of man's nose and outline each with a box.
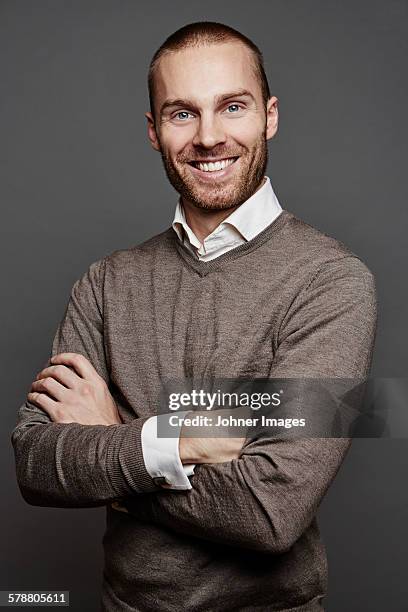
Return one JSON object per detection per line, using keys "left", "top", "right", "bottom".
{"left": 192, "top": 114, "right": 227, "bottom": 149}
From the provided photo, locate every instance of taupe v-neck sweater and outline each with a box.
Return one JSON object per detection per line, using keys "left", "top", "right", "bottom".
{"left": 12, "top": 210, "right": 377, "bottom": 611}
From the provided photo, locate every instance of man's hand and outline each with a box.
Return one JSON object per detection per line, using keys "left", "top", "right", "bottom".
{"left": 27, "top": 352, "right": 122, "bottom": 426}
{"left": 179, "top": 408, "right": 248, "bottom": 465}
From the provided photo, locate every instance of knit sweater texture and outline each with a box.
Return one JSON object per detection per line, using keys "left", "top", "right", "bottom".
{"left": 12, "top": 210, "right": 377, "bottom": 611}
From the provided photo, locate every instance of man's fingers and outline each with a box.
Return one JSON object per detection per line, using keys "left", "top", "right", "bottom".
{"left": 27, "top": 391, "right": 58, "bottom": 418}
{"left": 50, "top": 353, "right": 98, "bottom": 380}
{"left": 30, "top": 377, "right": 68, "bottom": 402}
{"left": 36, "top": 364, "right": 80, "bottom": 389}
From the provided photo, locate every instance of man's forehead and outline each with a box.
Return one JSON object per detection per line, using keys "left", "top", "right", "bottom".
{"left": 154, "top": 42, "right": 260, "bottom": 104}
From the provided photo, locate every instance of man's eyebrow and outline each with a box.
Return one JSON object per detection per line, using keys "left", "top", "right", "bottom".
{"left": 160, "top": 98, "right": 196, "bottom": 115}
{"left": 214, "top": 89, "right": 255, "bottom": 104}
{"left": 160, "top": 89, "right": 255, "bottom": 115}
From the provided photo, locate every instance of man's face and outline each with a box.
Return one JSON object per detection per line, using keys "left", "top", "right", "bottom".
{"left": 146, "top": 41, "right": 278, "bottom": 211}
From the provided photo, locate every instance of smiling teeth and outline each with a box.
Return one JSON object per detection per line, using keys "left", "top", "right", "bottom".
{"left": 196, "top": 158, "right": 236, "bottom": 172}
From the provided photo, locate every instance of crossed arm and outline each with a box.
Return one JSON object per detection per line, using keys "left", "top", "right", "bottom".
{"left": 12, "top": 256, "right": 377, "bottom": 553}
{"left": 114, "top": 257, "right": 377, "bottom": 553}
{"left": 12, "top": 261, "right": 160, "bottom": 506}
{"left": 11, "top": 260, "right": 242, "bottom": 508}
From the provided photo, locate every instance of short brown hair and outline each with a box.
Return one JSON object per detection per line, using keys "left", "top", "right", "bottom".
{"left": 148, "top": 21, "right": 271, "bottom": 119}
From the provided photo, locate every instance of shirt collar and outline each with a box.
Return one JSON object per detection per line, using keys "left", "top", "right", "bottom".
{"left": 172, "top": 176, "right": 282, "bottom": 247}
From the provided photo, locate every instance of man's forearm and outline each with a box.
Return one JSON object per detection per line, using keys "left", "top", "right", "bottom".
{"left": 119, "top": 436, "right": 351, "bottom": 553}
{"left": 12, "top": 401, "right": 158, "bottom": 508}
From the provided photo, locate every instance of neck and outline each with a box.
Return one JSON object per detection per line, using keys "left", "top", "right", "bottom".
{"left": 181, "top": 178, "right": 266, "bottom": 243}
{"left": 181, "top": 202, "right": 237, "bottom": 243}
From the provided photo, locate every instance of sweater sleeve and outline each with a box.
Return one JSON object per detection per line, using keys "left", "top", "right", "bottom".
{"left": 11, "top": 258, "right": 158, "bottom": 508}
{"left": 117, "top": 256, "right": 378, "bottom": 553}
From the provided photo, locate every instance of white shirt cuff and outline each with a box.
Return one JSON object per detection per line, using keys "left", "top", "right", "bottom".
{"left": 141, "top": 412, "right": 196, "bottom": 490}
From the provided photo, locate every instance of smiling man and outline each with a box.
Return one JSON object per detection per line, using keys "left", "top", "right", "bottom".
{"left": 12, "top": 22, "right": 377, "bottom": 612}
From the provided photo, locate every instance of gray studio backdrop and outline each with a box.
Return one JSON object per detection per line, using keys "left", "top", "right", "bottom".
{"left": 1, "top": 1, "right": 407, "bottom": 611}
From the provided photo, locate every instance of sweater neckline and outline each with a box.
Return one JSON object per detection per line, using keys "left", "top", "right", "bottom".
{"left": 168, "top": 209, "right": 292, "bottom": 277}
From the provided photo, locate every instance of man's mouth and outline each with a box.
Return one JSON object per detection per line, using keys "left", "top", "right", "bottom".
{"left": 188, "top": 157, "right": 239, "bottom": 173}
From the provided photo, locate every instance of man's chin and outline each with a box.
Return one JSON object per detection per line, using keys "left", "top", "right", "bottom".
{"left": 183, "top": 187, "right": 242, "bottom": 211}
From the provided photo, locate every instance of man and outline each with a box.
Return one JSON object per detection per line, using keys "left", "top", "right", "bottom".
{"left": 12, "top": 22, "right": 377, "bottom": 612}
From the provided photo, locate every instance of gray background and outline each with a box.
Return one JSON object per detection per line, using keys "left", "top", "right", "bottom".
{"left": 1, "top": 1, "right": 407, "bottom": 610}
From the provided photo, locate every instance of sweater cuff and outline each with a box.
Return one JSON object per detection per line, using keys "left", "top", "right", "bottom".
{"left": 106, "top": 417, "right": 160, "bottom": 496}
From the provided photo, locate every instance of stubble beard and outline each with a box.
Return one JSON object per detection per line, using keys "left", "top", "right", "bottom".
{"left": 158, "top": 129, "right": 268, "bottom": 211}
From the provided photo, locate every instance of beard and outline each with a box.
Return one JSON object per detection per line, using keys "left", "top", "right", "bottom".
{"left": 158, "top": 128, "right": 268, "bottom": 211}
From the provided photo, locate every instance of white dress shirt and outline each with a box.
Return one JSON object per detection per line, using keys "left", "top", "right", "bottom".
{"left": 141, "top": 176, "right": 283, "bottom": 490}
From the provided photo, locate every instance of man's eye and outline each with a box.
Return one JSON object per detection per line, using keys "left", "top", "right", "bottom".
{"left": 226, "top": 104, "right": 242, "bottom": 113}
{"left": 175, "top": 111, "right": 193, "bottom": 121}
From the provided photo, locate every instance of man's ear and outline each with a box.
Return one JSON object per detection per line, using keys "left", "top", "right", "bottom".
{"left": 265, "top": 96, "right": 279, "bottom": 141}
{"left": 145, "top": 111, "right": 161, "bottom": 152}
